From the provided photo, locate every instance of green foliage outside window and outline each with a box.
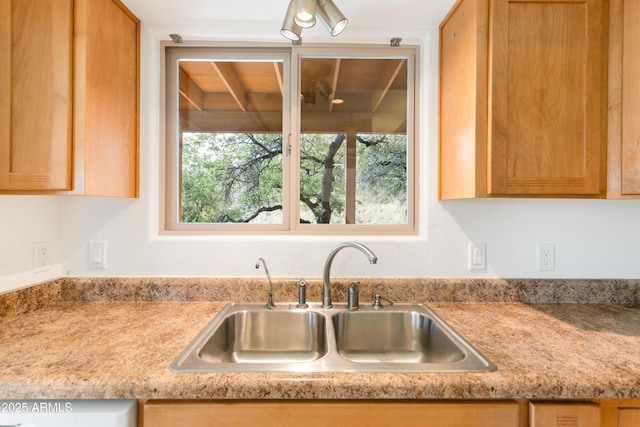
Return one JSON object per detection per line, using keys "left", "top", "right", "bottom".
{"left": 180, "top": 132, "right": 407, "bottom": 225}
{"left": 181, "top": 133, "right": 283, "bottom": 223}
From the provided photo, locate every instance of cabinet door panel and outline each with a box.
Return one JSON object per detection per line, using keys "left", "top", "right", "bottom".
{"left": 489, "top": 0, "right": 604, "bottom": 196}
{"left": 0, "top": 0, "right": 73, "bottom": 191}
{"left": 620, "top": 0, "right": 640, "bottom": 194}
{"left": 619, "top": 408, "right": 640, "bottom": 427}
{"left": 73, "top": 0, "right": 139, "bottom": 197}
{"left": 600, "top": 399, "right": 640, "bottom": 427}
{"left": 438, "top": 0, "right": 489, "bottom": 199}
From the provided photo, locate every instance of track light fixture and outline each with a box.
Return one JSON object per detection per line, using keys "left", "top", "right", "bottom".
{"left": 317, "top": 0, "right": 348, "bottom": 36}
{"left": 281, "top": 0, "right": 303, "bottom": 41}
{"left": 294, "top": 0, "right": 316, "bottom": 28}
{"left": 281, "top": 0, "right": 348, "bottom": 41}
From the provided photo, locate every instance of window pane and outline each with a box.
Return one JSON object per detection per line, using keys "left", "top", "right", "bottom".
{"left": 299, "top": 133, "right": 346, "bottom": 224}
{"left": 181, "top": 132, "right": 283, "bottom": 223}
{"left": 164, "top": 46, "right": 415, "bottom": 234}
{"left": 299, "top": 57, "right": 409, "bottom": 225}
{"left": 178, "top": 60, "right": 284, "bottom": 224}
{"left": 355, "top": 134, "right": 408, "bottom": 225}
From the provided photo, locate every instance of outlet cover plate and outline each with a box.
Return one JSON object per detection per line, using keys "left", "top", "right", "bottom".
{"left": 33, "top": 241, "right": 50, "bottom": 273}
{"left": 537, "top": 243, "right": 555, "bottom": 271}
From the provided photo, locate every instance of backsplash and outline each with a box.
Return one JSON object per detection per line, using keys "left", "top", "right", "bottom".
{"left": 1, "top": 277, "right": 638, "bottom": 321}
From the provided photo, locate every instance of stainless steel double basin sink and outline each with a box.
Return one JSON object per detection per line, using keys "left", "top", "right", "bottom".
{"left": 170, "top": 303, "right": 496, "bottom": 373}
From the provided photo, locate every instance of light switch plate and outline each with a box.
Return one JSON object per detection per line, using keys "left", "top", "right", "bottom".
{"left": 468, "top": 242, "right": 486, "bottom": 271}
{"left": 88, "top": 241, "right": 107, "bottom": 270}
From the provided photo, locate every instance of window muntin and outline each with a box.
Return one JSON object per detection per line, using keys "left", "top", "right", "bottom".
{"left": 163, "top": 45, "right": 416, "bottom": 235}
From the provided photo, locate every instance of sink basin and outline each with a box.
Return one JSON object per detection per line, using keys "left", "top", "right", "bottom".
{"left": 199, "top": 310, "right": 327, "bottom": 363}
{"left": 332, "top": 310, "right": 465, "bottom": 364}
{"left": 170, "top": 302, "right": 496, "bottom": 373}
{"left": 171, "top": 304, "right": 328, "bottom": 372}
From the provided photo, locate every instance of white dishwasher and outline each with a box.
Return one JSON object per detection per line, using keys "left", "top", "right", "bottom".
{"left": 0, "top": 399, "right": 136, "bottom": 426}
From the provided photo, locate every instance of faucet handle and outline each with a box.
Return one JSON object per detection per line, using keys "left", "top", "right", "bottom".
{"left": 347, "top": 282, "right": 360, "bottom": 310}
{"left": 296, "top": 279, "right": 308, "bottom": 309}
{"left": 266, "top": 292, "right": 275, "bottom": 309}
{"left": 265, "top": 292, "right": 276, "bottom": 310}
{"left": 372, "top": 294, "right": 394, "bottom": 309}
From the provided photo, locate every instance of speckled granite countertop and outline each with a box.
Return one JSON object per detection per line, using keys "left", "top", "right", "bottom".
{"left": 0, "top": 278, "right": 638, "bottom": 400}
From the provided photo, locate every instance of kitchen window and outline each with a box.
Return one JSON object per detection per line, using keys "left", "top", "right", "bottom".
{"left": 162, "top": 44, "right": 418, "bottom": 235}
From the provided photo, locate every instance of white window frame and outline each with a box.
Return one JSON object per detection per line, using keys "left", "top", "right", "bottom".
{"left": 160, "top": 42, "right": 419, "bottom": 236}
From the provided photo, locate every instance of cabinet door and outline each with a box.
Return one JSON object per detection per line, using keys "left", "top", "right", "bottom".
{"left": 618, "top": 408, "right": 640, "bottom": 427}
{"left": 619, "top": 0, "right": 640, "bottom": 195}
{"left": 608, "top": 0, "right": 640, "bottom": 197}
{"left": 72, "top": 0, "right": 139, "bottom": 197}
{"left": 600, "top": 400, "right": 640, "bottom": 427}
{"left": 0, "top": 0, "right": 73, "bottom": 191}
{"left": 438, "top": 0, "right": 489, "bottom": 200}
{"left": 529, "top": 402, "right": 600, "bottom": 427}
{"left": 489, "top": 0, "right": 606, "bottom": 196}
{"left": 143, "top": 400, "right": 520, "bottom": 427}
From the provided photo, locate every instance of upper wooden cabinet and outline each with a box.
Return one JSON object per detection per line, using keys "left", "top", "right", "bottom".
{"left": 0, "top": 0, "right": 139, "bottom": 197}
{"left": 607, "top": 0, "right": 640, "bottom": 198}
{"left": 0, "top": 0, "right": 74, "bottom": 191}
{"left": 72, "top": 0, "right": 139, "bottom": 197}
{"left": 439, "top": 0, "right": 608, "bottom": 199}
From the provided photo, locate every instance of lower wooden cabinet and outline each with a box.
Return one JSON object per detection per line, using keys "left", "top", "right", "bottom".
{"left": 601, "top": 400, "right": 640, "bottom": 427}
{"left": 142, "top": 400, "right": 520, "bottom": 427}
{"left": 141, "top": 399, "right": 640, "bottom": 427}
{"left": 529, "top": 401, "right": 600, "bottom": 427}
{"left": 618, "top": 409, "right": 640, "bottom": 427}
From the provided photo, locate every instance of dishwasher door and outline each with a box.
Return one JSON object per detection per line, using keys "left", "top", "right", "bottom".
{"left": 0, "top": 399, "right": 136, "bottom": 426}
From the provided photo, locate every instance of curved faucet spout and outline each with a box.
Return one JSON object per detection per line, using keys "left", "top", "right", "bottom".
{"left": 322, "top": 242, "right": 377, "bottom": 308}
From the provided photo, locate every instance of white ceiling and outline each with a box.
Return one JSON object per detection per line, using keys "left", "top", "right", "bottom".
{"left": 120, "top": 0, "right": 456, "bottom": 27}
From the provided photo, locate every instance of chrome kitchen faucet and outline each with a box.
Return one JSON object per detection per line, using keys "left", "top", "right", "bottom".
{"left": 322, "top": 242, "right": 377, "bottom": 308}
{"left": 255, "top": 257, "right": 275, "bottom": 309}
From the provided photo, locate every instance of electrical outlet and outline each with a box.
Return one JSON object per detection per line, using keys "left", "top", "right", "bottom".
{"left": 537, "top": 243, "right": 555, "bottom": 271}
{"left": 468, "top": 242, "right": 486, "bottom": 271}
{"left": 33, "top": 241, "right": 50, "bottom": 273}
